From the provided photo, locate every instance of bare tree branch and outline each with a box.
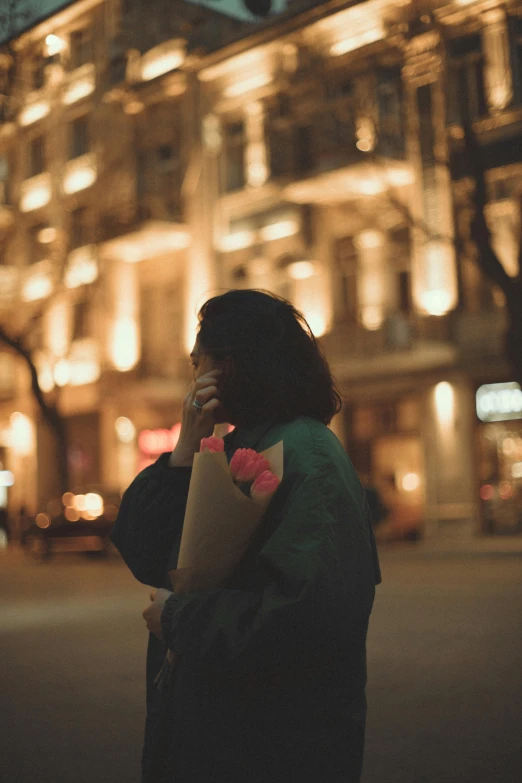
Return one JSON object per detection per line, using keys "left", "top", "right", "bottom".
{"left": 462, "top": 118, "right": 516, "bottom": 296}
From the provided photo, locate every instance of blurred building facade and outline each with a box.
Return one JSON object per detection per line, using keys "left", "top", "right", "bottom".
{"left": 0, "top": 0, "right": 521, "bottom": 541}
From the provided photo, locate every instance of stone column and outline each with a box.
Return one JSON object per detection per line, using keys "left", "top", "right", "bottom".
{"left": 482, "top": 8, "right": 513, "bottom": 113}
{"left": 182, "top": 74, "right": 219, "bottom": 355}
{"left": 403, "top": 32, "right": 458, "bottom": 317}
{"left": 244, "top": 100, "right": 268, "bottom": 188}
{"left": 421, "top": 376, "right": 480, "bottom": 540}
{"left": 105, "top": 258, "right": 140, "bottom": 372}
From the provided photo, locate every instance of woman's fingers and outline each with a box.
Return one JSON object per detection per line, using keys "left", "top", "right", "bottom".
{"left": 194, "top": 384, "right": 219, "bottom": 405}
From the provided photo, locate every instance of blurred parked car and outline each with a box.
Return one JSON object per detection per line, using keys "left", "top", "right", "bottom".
{"left": 21, "top": 485, "right": 121, "bottom": 559}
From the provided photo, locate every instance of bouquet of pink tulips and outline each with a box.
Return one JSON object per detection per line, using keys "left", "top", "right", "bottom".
{"left": 154, "top": 435, "right": 283, "bottom": 688}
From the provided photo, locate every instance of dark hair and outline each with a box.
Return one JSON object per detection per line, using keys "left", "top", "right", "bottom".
{"left": 196, "top": 289, "right": 344, "bottom": 428}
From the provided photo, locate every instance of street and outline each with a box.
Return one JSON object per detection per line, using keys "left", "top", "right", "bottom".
{"left": 1, "top": 545, "right": 521, "bottom": 783}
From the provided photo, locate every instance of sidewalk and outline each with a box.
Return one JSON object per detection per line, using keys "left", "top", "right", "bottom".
{"left": 376, "top": 534, "right": 522, "bottom": 558}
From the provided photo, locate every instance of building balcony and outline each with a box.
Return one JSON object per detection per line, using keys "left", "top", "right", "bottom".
{"left": 21, "top": 260, "right": 54, "bottom": 303}
{"left": 282, "top": 159, "right": 413, "bottom": 205}
{"left": 319, "top": 311, "right": 459, "bottom": 379}
{"left": 99, "top": 200, "right": 190, "bottom": 264}
{"left": 63, "top": 153, "right": 97, "bottom": 195}
{"left": 18, "top": 89, "right": 50, "bottom": 127}
{"left": 19, "top": 172, "right": 52, "bottom": 213}
{"left": 62, "top": 62, "right": 96, "bottom": 105}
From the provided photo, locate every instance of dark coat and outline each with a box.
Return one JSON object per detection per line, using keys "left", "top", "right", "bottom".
{"left": 110, "top": 415, "right": 382, "bottom": 783}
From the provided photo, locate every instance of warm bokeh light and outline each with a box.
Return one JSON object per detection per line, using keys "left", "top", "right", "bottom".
{"left": 64, "top": 506, "right": 80, "bottom": 522}
{"left": 115, "top": 417, "right": 136, "bottom": 444}
{"left": 36, "top": 513, "right": 51, "bottom": 529}
{"left": 401, "top": 472, "right": 421, "bottom": 492}
{"left": 46, "top": 300, "right": 71, "bottom": 359}
{"left": 415, "top": 242, "right": 457, "bottom": 316}
{"left": 63, "top": 154, "right": 97, "bottom": 195}
{"left": 480, "top": 484, "right": 494, "bottom": 501}
{"left": 62, "top": 65, "right": 95, "bottom": 105}
{"left": 65, "top": 246, "right": 98, "bottom": 288}
{"left": 19, "top": 100, "right": 50, "bottom": 127}
{"left": 499, "top": 481, "right": 513, "bottom": 500}
{"left": 85, "top": 493, "right": 103, "bottom": 516}
{"left": 260, "top": 220, "right": 300, "bottom": 242}
{"left": 73, "top": 494, "right": 86, "bottom": 511}
{"left": 22, "top": 272, "right": 53, "bottom": 302}
{"left": 287, "top": 261, "right": 315, "bottom": 280}
{"left": 62, "top": 492, "right": 75, "bottom": 507}
{"left": 45, "top": 34, "right": 66, "bottom": 56}
{"left": 511, "top": 462, "right": 522, "bottom": 479}
{"left": 330, "top": 27, "right": 383, "bottom": 56}
{"left": 111, "top": 317, "right": 139, "bottom": 371}
{"left": 219, "top": 231, "right": 255, "bottom": 253}
{"left": 139, "top": 424, "right": 181, "bottom": 455}
{"left": 19, "top": 174, "right": 52, "bottom": 212}
{"left": 434, "top": 382, "right": 454, "bottom": 425}
{"left": 140, "top": 40, "right": 185, "bottom": 81}
{"left": 0, "top": 470, "right": 15, "bottom": 487}
{"left": 9, "top": 413, "right": 35, "bottom": 457}
{"left": 53, "top": 358, "right": 70, "bottom": 387}
{"left": 225, "top": 73, "right": 271, "bottom": 98}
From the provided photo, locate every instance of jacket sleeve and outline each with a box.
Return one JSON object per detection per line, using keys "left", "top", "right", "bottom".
{"left": 110, "top": 452, "right": 192, "bottom": 588}
{"left": 160, "top": 468, "right": 377, "bottom": 676}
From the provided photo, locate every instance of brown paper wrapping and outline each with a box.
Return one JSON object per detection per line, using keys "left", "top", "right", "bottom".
{"left": 158, "top": 440, "right": 284, "bottom": 678}
{"left": 168, "top": 440, "right": 283, "bottom": 591}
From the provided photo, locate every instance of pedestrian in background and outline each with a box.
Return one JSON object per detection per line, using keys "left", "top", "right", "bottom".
{"left": 111, "top": 289, "right": 382, "bottom": 783}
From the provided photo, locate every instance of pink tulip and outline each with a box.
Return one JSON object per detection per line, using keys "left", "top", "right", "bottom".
{"left": 250, "top": 470, "right": 280, "bottom": 504}
{"left": 200, "top": 436, "right": 225, "bottom": 453}
{"left": 230, "top": 448, "right": 272, "bottom": 483}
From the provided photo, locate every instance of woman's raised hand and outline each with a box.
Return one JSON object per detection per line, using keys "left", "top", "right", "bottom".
{"left": 169, "top": 369, "right": 224, "bottom": 466}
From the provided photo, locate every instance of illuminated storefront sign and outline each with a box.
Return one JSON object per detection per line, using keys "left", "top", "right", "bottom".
{"left": 476, "top": 382, "right": 522, "bottom": 423}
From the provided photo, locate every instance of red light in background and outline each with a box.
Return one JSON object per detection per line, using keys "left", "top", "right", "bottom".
{"left": 138, "top": 423, "right": 182, "bottom": 455}
{"left": 480, "top": 484, "right": 494, "bottom": 501}
{"left": 499, "top": 481, "right": 513, "bottom": 500}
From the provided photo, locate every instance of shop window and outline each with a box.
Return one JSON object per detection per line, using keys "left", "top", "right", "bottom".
{"left": 28, "top": 223, "right": 49, "bottom": 265}
{"left": 295, "top": 123, "right": 314, "bottom": 176}
{"left": 69, "top": 28, "right": 93, "bottom": 71}
{"left": 69, "top": 116, "right": 89, "bottom": 160}
{"left": 267, "top": 97, "right": 294, "bottom": 179}
{"left": 446, "top": 34, "right": 487, "bottom": 123}
{"left": 323, "top": 77, "right": 356, "bottom": 167}
{"left": 70, "top": 207, "right": 91, "bottom": 249}
{"left": 376, "top": 68, "right": 405, "bottom": 159}
{"left": 333, "top": 236, "right": 358, "bottom": 323}
{"left": 31, "top": 53, "right": 46, "bottom": 90}
{"left": 73, "top": 298, "right": 90, "bottom": 341}
{"left": 223, "top": 120, "right": 246, "bottom": 193}
{"left": 137, "top": 144, "right": 182, "bottom": 221}
{"left": 28, "top": 136, "right": 45, "bottom": 178}
{"left": 140, "top": 283, "right": 182, "bottom": 378}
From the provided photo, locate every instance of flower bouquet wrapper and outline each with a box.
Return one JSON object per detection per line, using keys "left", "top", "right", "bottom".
{"left": 153, "top": 440, "right": 283, "bottom": 691}
{"left": 169, "top": 440, "right": 284, "bottom": 591}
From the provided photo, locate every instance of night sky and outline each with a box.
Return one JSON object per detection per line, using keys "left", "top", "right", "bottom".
{"left": 6, "top": 0, "right": 288, "bottom": 39}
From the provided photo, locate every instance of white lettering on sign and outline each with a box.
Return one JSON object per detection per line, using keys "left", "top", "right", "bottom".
{"left": 476, "top": 382, "right": 522, "bottom": 422}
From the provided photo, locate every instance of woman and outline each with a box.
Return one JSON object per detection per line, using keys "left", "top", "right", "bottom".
{"left": 111, "top": 289, "right": 382, "bottom": 783}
